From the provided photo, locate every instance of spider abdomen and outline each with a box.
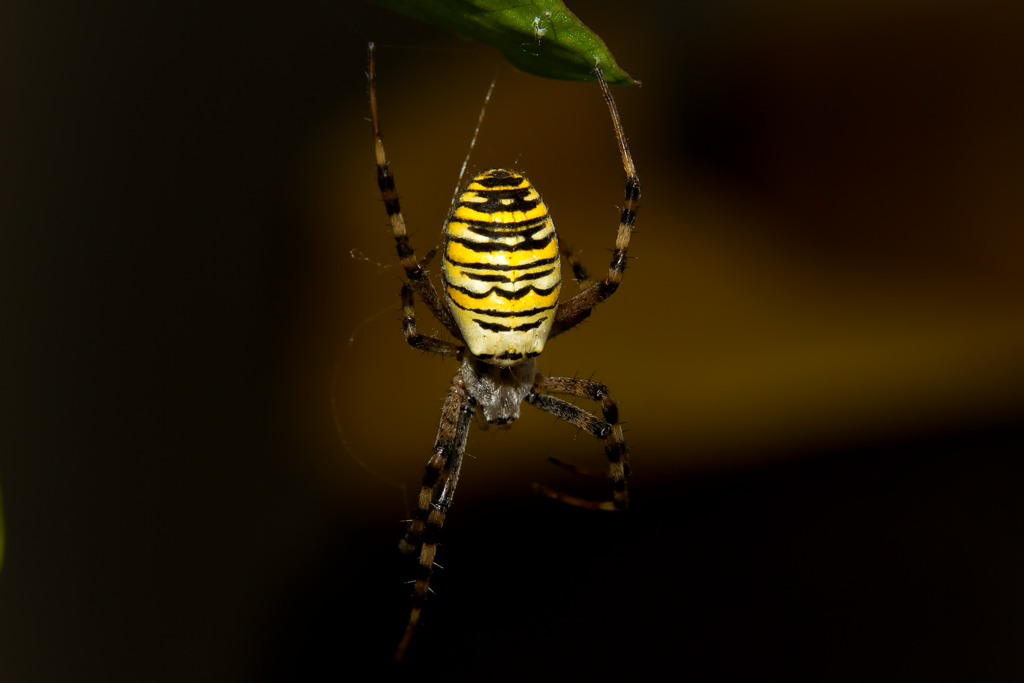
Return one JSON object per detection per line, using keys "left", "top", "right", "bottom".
{"left": 441, "top": 169, "right": 562, "bottom": 367}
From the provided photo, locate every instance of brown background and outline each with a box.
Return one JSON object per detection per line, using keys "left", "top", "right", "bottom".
{"left": 2, "top": 0, "right": 1022, "bottom": 680}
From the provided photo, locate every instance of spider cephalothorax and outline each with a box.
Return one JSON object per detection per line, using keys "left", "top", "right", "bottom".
{"left": 366, "top": 43, "right": 640, "bottom": 660}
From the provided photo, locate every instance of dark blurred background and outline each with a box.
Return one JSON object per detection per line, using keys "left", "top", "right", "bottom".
{"left": 2, "top": 1, "right": 1023, "bottom": 680}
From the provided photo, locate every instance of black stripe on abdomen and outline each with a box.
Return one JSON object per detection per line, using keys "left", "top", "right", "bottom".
{"left": 446, "top": 235, "right": 554, "bottom": 253}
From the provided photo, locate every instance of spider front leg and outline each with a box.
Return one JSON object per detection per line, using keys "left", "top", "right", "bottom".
{"left": 368, "top": 42, "right": 462, "bottom": 340}
{"left": 395, "top": 374, "right": 475, "bottom": 660}
{"left": 525, "top": 374, "right": 629, "bottom": 511}
{"left": 558, "top": 236, "right": 594, "bottom": 291}
{"left": 551, "top": 66, "right": 641, "bottom": 339}
{"left": 400, "top": 283, "right": 464, "bottom": 359}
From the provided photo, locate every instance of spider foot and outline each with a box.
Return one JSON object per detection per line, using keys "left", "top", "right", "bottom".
{"left": 395, "top": 607, "right": 421, "bottom": 661}
{"left": 531, "top": 482, "right": 619, "bottom": 511}
{"left": 548, "top": 456, "right": 608, "bottom": 478}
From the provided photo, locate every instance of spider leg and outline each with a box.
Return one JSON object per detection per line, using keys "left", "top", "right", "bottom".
{"left": 401, "top": 283, "right": 464, "bottom": 359}
{"left": 547, "top": 457, "right": 607, "bottom": 478}
{"left": 525, "top": 373, "right": 628, "bottom": 511}
{"left": 368, "top": 43, "right": 462, "bottom": 340}
{"left": 557, "top": 236, "right": 594, "bottom": 291}
{"left": 395, "top": 373, "right": 475, "bottom": 660}
{"left": 551, "top": 66, "right": 640, "bottom": 339}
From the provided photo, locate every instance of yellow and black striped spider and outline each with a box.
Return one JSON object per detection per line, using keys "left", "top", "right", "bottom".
{"left": 366, "top": 43, "right": 640, "bottom": 660}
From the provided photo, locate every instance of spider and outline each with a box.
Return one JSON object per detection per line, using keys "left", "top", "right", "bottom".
{"left": 366, "top": 43, "right": 640, "bottom": 660}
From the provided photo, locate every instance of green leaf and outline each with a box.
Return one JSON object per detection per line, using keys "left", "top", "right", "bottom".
{"left": 366, "top": 0, "right": 637, "bottom": 85}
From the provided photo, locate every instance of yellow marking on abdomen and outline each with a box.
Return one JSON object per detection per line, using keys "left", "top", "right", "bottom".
{"left": 441, "top": 169, "right": 562, "bottom": 366}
